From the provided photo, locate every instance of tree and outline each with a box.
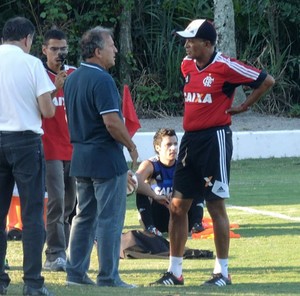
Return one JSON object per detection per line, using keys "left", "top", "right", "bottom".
{"left": 214, "top": 0, "right": 245, "bottom": 104}
{"left": 214, "top": 0, "right": 236, "bottom": 57}
{"left": 118, "top": 0, "right": 134, "bottom": 89}
{"left": 0, "top": 0, "right": 299, "bottom": 116}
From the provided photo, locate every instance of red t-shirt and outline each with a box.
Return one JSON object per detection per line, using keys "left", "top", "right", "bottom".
{"left": 42, "top": 65, "right": 76, "bottom": 160}
{"left": 181, "top": 52, "right": 265, "bottom": 131}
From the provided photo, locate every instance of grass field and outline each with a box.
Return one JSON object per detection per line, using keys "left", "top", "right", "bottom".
{"left": 5, "top": 158, "right": 300, "bottom": 295}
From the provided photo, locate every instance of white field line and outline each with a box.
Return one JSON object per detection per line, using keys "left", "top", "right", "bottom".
{"left": 227, "top": 205, "right": 300, "bottom": 222}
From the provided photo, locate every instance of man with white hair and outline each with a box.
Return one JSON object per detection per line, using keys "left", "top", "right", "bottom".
{"left": 64, "top": 26, "right": 138, "bottom": 288}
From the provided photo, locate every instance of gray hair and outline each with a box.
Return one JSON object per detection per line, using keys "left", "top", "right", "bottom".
{"left": 80, "top": 26, "right": 113, "bottom": 60}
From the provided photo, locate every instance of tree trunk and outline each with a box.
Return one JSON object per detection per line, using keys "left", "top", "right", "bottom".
{"left": 119, "top": 1, "right": 133, "bottom": 91}
{"left": 214, "top": 0, "right": 245, "bottom": 104}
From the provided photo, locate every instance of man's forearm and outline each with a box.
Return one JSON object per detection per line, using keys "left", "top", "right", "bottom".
{"left": 104, "top": 114, "right": 136, "bottom": 151}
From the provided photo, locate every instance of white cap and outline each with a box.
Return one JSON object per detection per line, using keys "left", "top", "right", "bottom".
{"left": 176, "top": 19, "right": 217, "bottom": 44}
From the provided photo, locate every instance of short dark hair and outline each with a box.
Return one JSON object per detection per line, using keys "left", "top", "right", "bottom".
{"left": 80, "top": 26, "right": 113, "bottom": 60}
{"left": 43, "top": 28, "right": 67, "bottom": 45}
{"left": 153, "top": 128, "right": 177, "bottom": 153}
{"left": 2, "top": 16, "right": 35, "bottom": 42}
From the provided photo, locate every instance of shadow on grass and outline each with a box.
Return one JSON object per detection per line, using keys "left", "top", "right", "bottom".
{"left": 6, "top": 265, "right": 300, "bottom": 296}
{"left": 116, "top": 264, "right": 300, "bottom": 273}
{"left": 236, "top": 222, "right": 300, "bottom": 237}
{"left": 122, "top": 224, "right": 141, "bottom": 231}
{"left": 8, "top": 282, "right": 300, "bottom": 296}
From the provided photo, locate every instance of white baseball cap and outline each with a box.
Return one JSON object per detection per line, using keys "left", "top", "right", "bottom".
{"left": 176, "top": 19, "right": 217, "bottom": 44}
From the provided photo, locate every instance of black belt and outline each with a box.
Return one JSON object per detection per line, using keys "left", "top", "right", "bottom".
{"left": 0, "top": 130, "right": 37, "bottom": 135}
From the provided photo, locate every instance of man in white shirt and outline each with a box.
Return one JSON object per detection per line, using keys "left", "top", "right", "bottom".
{"left": 0, "top": 16, "right": 56, "bottom": 296}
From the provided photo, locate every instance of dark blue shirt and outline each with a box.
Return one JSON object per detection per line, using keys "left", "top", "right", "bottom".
{"left": 149, "top": 155, "right": 176, "bottom": 196}
{"left": 64, "top": 62, "right": 128, "bottom": 178}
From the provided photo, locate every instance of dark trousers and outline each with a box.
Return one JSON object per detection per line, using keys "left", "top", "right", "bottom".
{"left": 45, "top": 160, "right": 76, "bottom": 261}
{"left": 136, "top": 193, "right": 204, "bottom": 233}
{"left": 0, "top": 131, "right": 46, "bottom": 288}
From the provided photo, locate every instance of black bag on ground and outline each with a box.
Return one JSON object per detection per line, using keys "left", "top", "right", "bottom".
{"left": 120, "top": 230, "right": 169, "bottom": 259}
{"left": 120, "top": 230, "right": 213, "bottom": 259}
{"left": 183, "top": 248, "right": 213, "bottom": 259}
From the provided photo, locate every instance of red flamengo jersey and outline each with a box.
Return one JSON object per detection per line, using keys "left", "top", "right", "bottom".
{"left": 42, "top": 65, "right": 76, "bottom": 160}
{"left": 181, "top": 52, "right": 265, "bottom": 131}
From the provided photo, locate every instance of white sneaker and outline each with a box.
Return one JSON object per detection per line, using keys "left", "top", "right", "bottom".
{"left": 147, "top": 225, "right": 162, "bottom": 236}
{"left": 44, "top": 257, "right": 66, "bottom": 272}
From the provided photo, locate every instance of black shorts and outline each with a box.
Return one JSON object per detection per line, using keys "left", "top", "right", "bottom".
{"left": 173, "top": 126, "right": 233, "bottom": 201}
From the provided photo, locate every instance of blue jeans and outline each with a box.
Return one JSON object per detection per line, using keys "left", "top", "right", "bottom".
{"left": 45, "top": 160, "right": 76, "bottom": 261}
{"left": 66, "top": 172, "right": 127, "bottom": 286}
{"left": 0, "top": 131, "right": 46, "bottom": 288}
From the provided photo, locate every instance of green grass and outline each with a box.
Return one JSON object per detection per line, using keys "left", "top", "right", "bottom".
{"left": 5, "top": 158, "right": 300, "bottom": 295}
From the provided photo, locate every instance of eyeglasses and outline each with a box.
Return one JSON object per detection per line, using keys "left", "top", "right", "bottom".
{"left": 48, "top": 46, "right": 68, "bottom": 53}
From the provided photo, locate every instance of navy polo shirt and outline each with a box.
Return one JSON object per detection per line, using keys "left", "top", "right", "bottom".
{"left": 64, "top": 62, "right": 128, "bottom": 178}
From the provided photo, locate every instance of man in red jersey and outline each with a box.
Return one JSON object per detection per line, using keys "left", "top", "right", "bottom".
{"left": 41, "top": 29, "right": 76, "bottom": 272}
{"left": 151, "top": 19, "right": 275, "bottom": 287}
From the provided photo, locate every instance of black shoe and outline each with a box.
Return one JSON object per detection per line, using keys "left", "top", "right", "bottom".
{"left": 202, "top": 273, "right": 232, "bottom": 287}
{"left": 23, "top": 285, "right": 54, "bottom": 296}
{"left": 150, "top": 272, "right": 184, "bottom": 286}
{"left": 191, "top": 222, "right": 205, "bottom": 233}
{"left": 0, "top": 285, "right": 7, "bottom": 295}
{"left": 7, "top": 228, "right": 22, "bottom": 240}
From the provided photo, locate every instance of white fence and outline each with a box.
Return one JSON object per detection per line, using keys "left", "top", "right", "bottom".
{"left": 124, "top": 130, "right": 300, "bottom": 161}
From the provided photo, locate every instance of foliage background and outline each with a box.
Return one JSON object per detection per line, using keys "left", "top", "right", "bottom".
{"left": 0, "top": 0, "right": 299, "bottom": 117}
